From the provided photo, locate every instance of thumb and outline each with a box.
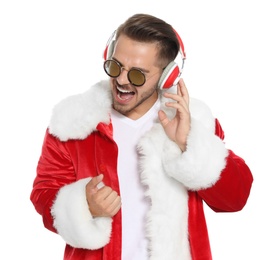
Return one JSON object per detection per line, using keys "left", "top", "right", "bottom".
{"left": 90, "top": 174, "right": 104, "bottom": 193}
{"left": 158, "top": 110, "right": 169, "bottom": 127}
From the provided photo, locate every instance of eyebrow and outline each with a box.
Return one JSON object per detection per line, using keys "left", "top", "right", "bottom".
{"left": 112, "top": 57, "right": 150, "bottom": 73}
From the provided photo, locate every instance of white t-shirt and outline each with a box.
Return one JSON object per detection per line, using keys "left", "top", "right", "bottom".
{"left": 111, "top": 100, "right": 160, "bottom": 260}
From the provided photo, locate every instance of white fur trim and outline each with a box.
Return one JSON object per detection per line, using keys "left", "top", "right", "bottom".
{"left": 189, "top": 97, "right": 216, "bottom": 132}
{"left": 51, "top": 177, "right": 112, "bottom": 250}
{"left": 162, "top": 118, "right": 228, "bottom": 190}
{"left": 49, "top": 80, "right": 112, "bottom": 141}
{"left": 138, "top": 125, "right": 191, "bottom": 259}
{"left": 156, "top": 96, "right": 228, "bottom": 190}
{"left": 135, "top": 97, "right": 228, "bottom": 257}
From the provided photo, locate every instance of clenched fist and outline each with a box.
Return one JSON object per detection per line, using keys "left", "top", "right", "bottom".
{"left": 86, "top": 174, "right": 121, "bottom": 217}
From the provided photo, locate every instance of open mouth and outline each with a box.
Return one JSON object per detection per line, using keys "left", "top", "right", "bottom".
{"left": 116, "top": 85, "right": 135, "bottom": 101}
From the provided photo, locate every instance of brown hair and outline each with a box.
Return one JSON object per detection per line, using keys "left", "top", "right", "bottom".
{"left": 116, "top": 13, "right": 179, "bottom": 68}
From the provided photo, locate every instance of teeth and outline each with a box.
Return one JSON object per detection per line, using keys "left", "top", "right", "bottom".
{"left": 117, "top": 86, "right": 132, "bottom": 93}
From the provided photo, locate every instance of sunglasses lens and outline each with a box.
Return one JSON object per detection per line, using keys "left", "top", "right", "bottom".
{"left": 104, "top": 60, "right": 146, "bottom": 86}
{"left": 104, "top": 60, "right": 120, "bottom": 77}
{"left": 128, "top": 69, "right": 145, "bottom": 86}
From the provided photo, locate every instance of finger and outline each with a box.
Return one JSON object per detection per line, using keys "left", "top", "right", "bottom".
{"left": 110, "top": 198, "right": 122, "bottom": 216}
{"left": 164, "top": 102, "right": 187, "bottom": 117}
{"left": 99, "top": 190, "right": 121, "bottom": 217}
{"left": 177, "top": 78, "right": 184, "bottom": 97}
{"left": 178, "top": 79, "right": 189, "bottom": 105}
{"left": 92, "top": 174, "right": 104, "bottom": 187}
{"left": 107, "top": 195, "right": 121, "bottom": 215}
{"left": 88, "top": 174, "right": 104, "bottom": 194}
{"left": 163, "top": 80, "right": 186, "bottom": 102}
{"left": 101, "top": 187, "right": 118, "bottom": 200}
{"left": 164, "top": 92, "right": 188, "bottom": 110}
{"left": 158, "top": 110, "right": 169, "bottom": 127}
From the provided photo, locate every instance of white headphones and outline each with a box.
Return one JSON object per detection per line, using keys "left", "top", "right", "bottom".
{"left": 103, "top": 29, "right": 186, "bottom": 89}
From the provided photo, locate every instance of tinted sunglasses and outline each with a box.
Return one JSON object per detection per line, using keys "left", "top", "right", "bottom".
{"left": 104, "top": 59, "right": 148, "bottom": 87}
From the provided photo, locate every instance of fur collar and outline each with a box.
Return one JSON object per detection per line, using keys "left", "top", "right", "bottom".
{"left": 49, "top": 80, "right": 215, "bottom": 141}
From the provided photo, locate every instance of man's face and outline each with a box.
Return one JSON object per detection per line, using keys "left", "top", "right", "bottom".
{"left": 109, "top": 34, "right": 162, "bottom": 120}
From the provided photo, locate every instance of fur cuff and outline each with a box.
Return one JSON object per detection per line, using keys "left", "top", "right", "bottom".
{"left": 162, "top": 118, "right": 228, "bottom": 190}
{"left": 51, "top": 177, "right": 112, "bottom": 249}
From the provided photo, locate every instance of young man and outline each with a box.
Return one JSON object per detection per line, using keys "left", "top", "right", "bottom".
{"left": 30, "top": 13, "right": 253, "bottom": 260}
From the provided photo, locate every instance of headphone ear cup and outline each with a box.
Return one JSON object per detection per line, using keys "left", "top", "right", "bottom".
{"left": 158, "top": 61, "right": 180, "bottom": 89}
{"left": 103, "top": 39, "right": 115, "bottom": 60}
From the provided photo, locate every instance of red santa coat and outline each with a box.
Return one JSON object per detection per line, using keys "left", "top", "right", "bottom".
{"left": 30, "top": 80, "right": 253, "bottom": 260}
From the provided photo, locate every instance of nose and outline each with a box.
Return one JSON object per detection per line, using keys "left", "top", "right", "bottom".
{"left": 116, "top": 67, "right": 130, "bottom": 86}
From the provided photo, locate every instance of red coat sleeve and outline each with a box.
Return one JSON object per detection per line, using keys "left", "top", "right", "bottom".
{"left": 198, "top": 119, "right": 253, "bottom": 212}
{"left": 30, "top": 129, "right": 76, "bottom": 232}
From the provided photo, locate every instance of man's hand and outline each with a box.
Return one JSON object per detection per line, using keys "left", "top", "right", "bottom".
{"left": 86, "top": 174, "right": 121, "bottom": 217}
{"left": 158, "top": 78, "right": 191, "bottom": 152}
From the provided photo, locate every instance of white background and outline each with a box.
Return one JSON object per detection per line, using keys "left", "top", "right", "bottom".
{"left": 1, "top": 0, "right": 274, "bottom": 259}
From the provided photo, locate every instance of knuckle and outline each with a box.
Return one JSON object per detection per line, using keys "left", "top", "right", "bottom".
{"left": 104, "top": 186, "right": 112, "bottom": 193}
